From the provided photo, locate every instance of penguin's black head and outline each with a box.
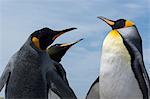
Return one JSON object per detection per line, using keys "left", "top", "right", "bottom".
{"left": 98, "top": 16, "right": 135, "bottom": 30}
{"left": 112, "top": 19, "right": 126, "bottom": 29}
{"left": 47, "top": 39, "right": 83, "bottom": 62}
{"left": 31, "top": 27, "right": 77, "bottom": 50}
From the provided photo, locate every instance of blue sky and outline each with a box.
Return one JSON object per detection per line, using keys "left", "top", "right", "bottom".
{"left": 0, "top": 0, "right": 150, "bottom": 98}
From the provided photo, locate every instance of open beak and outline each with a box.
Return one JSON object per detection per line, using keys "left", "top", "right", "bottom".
{"left": 97, "top": 16, "right": 115, "bottom": 26}
{"left": 60, "top": 38, "right": 83, "bottom": 47}
{"left": 52, "top": 28, "right": 77, "bottom": 40}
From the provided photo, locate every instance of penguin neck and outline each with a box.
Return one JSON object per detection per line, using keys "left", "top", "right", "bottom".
{"left": 18, "top": 36, "right": 47, "bottom": 61}
{"left": 117, "top": 26, "right": 143, "bottom": 55}
{"left": 50, "top": 56, "right": 61, "bottom": 63}
{"left": 101, "top": 30, "right": 131, "bottom": 72}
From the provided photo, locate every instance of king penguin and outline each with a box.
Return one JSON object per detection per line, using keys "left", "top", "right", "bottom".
{"left": 0, "top": 27, "right": 77, "bottom": 99}
{"left": 86, "top": 76, "right": 99, "bottom": 99}
{"left": 98, "top": 16, "right": 150, "bottom": 99}
{"left": 47, "top": 39, "right": 83, "bottom": 99}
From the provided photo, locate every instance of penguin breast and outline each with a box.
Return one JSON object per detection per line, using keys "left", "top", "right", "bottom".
{"left": 102, "top": 30, "right": 131, "bottom": 60}
{"left": 99, "top": 30, "right": 143, "bottom": 99}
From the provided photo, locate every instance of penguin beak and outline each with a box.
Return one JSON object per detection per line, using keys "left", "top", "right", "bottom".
{"left": 60, "top": 38, "right": 83, "bottom": 47}
{"left": 97, "top": 16, "right": 115, "bottom": 26}
{"left": 52, "top": 28, "right": 77, "bottom": 40}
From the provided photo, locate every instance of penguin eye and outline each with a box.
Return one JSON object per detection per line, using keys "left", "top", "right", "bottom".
{"left": 55, "top": 44, "right": 59, "bottom": 46}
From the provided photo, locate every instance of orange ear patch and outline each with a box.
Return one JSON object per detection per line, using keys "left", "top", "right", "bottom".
{"left": 125, "top": 20, "right": 134, "bottom": 27}
{"left": 32, "top": 37, "right": 40, "bottom": 49}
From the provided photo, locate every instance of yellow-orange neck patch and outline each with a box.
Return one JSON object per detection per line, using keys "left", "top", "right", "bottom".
{"left": 103, "top": 30, "right": 122, "bottom": 47}
{"left": 108, "top": 30, "right": 121, "bottom": 38}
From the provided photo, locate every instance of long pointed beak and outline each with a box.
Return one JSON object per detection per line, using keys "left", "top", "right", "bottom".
{"left": 97, "top": 16, "right": 115, "bottom": 26}
{"left": 60, "top": 38, "right": 83, "bottom": 47}
{"left": 52, "top": 28, "right": 77, "bottom": 40}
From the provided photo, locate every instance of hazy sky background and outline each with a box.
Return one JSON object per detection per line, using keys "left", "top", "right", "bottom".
{"left": 0, "top": 0, "right": 150, "bottom": 98}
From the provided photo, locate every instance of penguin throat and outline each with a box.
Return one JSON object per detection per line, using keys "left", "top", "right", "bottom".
{"left": 50, "top": 55, "right": 61, "bottom": 63}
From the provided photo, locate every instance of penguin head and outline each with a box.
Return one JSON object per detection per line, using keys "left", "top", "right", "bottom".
{"left": 31, "top": 27, "right": 77, "bottom": 50}
{"left": 98, "top": 16, "right": 134, "bottom": 30}
{"left": 98, "top": 16, "right": 143, "bottom": 54}
{"left": 47, "top": 39, "right": 83, "bottom": 62}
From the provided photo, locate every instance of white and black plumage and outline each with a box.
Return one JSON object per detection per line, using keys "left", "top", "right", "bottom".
{"left": 98, "top": 17, "right": 150, "bottom": 99}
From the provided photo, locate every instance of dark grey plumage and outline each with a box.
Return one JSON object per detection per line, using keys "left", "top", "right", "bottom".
{"left": 3, "top": 37, "right": 52, "bottom": 99}
{"left": 47, "top": 61, "right": 77, "bottom": 99}
{"left": 0, "top": 27, "right": 77, "bottom": 99}
{"left": 86, "top": 77, "right": 99, "bottom": 99}
{"left": 47, "top": 39, "right": 83, "bottom": 99}
{"left": 117, "top": 26, "right": 142, "bottom": 55}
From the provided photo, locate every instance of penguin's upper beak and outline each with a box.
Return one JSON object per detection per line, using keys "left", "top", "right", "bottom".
{"left": 60, "top": 38, "right": 83, "bottom": 47}
{"left": 52, "top": 28, "right": 77, "bottom": 40}
{"left": 97, "top": 16, "right": 115, "bottom": 27}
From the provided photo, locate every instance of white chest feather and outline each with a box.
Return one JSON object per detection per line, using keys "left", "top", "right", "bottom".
{"left": 100, "top": 30, "right": 142, "bottom": 99}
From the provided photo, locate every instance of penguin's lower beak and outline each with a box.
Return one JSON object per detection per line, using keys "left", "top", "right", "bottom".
{"left": 52, "top": 28, "right": 77, "bottom": 40}
{"left": 60, "top": 38, "right": 83, "bottom": 47}
{"left": 97, "top": 16, "right": 115, "bottom": 26}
